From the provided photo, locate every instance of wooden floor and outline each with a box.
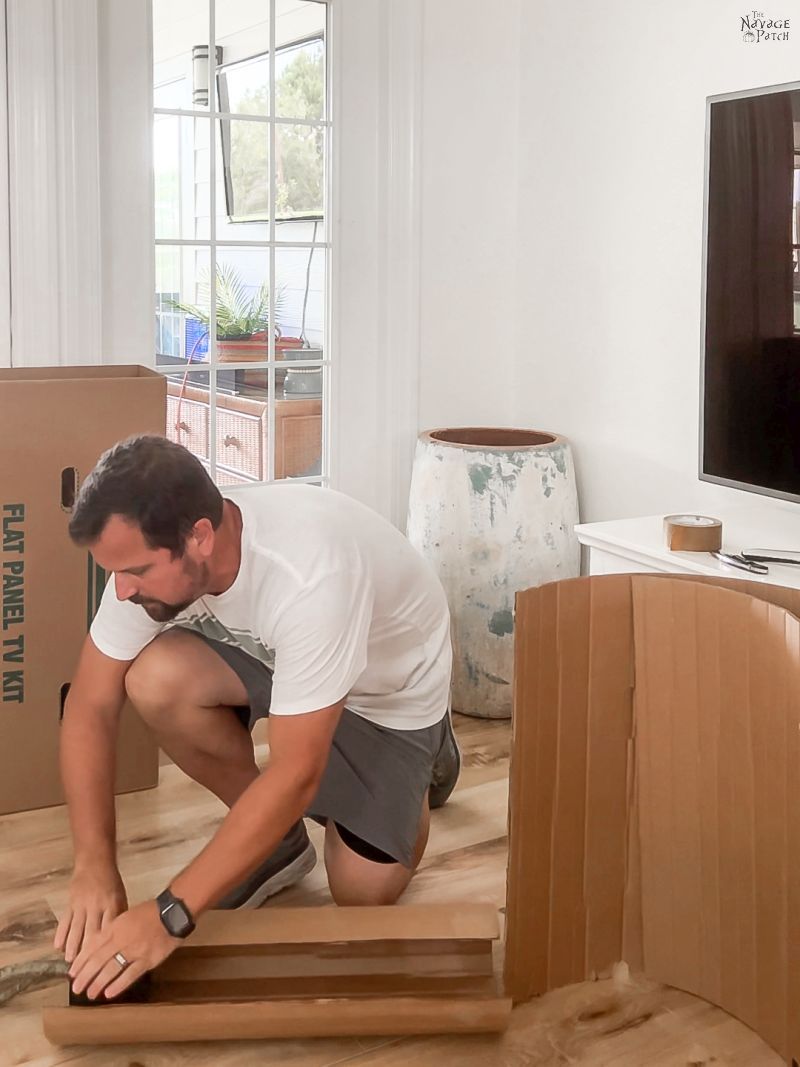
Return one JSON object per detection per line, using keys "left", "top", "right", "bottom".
{"left": 0, "top": 714, "right": 782, "bottom": 1066}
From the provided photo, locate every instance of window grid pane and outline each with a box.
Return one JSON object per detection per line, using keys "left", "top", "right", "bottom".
{"left": 152, "top": 1, "right": 329, "bottom": 487}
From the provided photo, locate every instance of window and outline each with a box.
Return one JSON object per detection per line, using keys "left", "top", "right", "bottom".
{"left": 153, "top": 0, "right": 330, "bottom": 487}
{"left": 219, "top": 35, "right": 324, "bottom": 222}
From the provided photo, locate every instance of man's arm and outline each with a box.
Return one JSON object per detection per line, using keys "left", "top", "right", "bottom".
{"left": 54, "top": 636, "right": 133, "bottom": 961}
{"left": 169, "top": 700, "right": 344, "bottom": 915}
{"left": 68, "top": 700, "right": 345, "bottom": 1000}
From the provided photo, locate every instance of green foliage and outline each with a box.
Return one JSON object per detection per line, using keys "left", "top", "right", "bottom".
{"left": 228, "top": 122, "right": 270, "bottom": 220}
{"left": 167, "top": 263, "right": 285, "bottom": 340}
{"left": 228, "top": 42, "right": 324, "bottom": 221}
{"left": 275, "top": 122, "right": 323, "bottom": 219}
{"left": 276, "top": 46, "right": 323, "bottom": 121}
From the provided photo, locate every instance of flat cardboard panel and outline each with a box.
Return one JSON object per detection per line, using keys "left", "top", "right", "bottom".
{"left": 548, "top": 580, "right": 590, "bottom": 989}
{"left": 694, "top": 582, "right": 724, "bottom": 1006}
{"left": 0, "top": 365, "right": 165, "bottom": 813}
{"left": 506, "top": 573, "right": 800, "bottom": 1065}
{"left": 148, "top": 933, "right": 497, "bottom": 1003}
{"left": 189, "top": 904, "right": 501, "bottom": 947}
{"left": 147, "top": 973, "right": 500, "bottom": 1002}
{"left": 504, "top": 576, "right": 635, "bottom": 1001}
{"left": 504, "top": 580, "right": 556, "bottom": 999}
{"left": 155, "top": 940, "right": 495, "bottom": 982}
{"left": 583, "top": 577, "right": 636, "bottom": 976}
{"left": 634, "top": 579, "right": 707, "bottom": 994}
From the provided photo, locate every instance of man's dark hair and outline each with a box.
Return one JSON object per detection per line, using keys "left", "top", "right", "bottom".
{"left": 68, "top": 435, "right": 224, "bottom": 556}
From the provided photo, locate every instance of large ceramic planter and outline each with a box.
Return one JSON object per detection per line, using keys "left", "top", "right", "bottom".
{"left": 407, "top": 427, "right": 580, "bottom": 719}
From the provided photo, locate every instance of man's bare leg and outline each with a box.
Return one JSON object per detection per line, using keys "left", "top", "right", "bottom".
{"left": 124, "top": 629, "right": 315, "bottom": 907}
{"left": 126, "top": 631, "right": 432, "bottom": 908}
{"left": 323, "top": 795, "right": 430, "bottom": 906}
{"left": 124, "top": 630, "right": 260, "bottom": 808}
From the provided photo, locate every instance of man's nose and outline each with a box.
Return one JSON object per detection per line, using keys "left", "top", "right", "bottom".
{"left": 114, "top": 573, "right": 137, "bottom": 602}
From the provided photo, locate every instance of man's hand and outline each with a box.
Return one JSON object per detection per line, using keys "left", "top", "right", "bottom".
{"left": 54, "top": 863, "right": 128, "bottom": 964}
{"left": 68, "top": 900, "right": 181, "bottom": 1000}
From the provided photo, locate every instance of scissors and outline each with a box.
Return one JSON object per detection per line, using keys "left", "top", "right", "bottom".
{"left": 711, "top": 551, "right": 769, "bottom": 575}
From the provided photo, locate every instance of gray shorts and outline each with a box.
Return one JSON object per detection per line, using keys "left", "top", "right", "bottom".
{"left": 187, "top": 631, "right": 448, "bottom": 867}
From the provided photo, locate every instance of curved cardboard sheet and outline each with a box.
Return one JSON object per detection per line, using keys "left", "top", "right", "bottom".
{"left": 504, "top": 573, "right": 800, "bottom": 1065}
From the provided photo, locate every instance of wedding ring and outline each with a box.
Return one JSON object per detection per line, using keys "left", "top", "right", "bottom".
{"left": 114, "top": 951, "right": 129, "bottom": 968}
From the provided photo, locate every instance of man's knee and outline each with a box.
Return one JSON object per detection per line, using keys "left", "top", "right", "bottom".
{"left": 329, "top": 881, "right": 406, "bottom": 907}
{"left": 124, "top": 631, "right": 249, "bottom": 729}
{"left": 124, "top": 637, "right": 186, "bottom": 718}
{"left": 324, "top": 823, "right": 416, "bottom": 907}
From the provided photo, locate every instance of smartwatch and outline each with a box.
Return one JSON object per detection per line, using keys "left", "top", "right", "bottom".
{"left": 156, "top": 888, "right": 196, "bottom": 939}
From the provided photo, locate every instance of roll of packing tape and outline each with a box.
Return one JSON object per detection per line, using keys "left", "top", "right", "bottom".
{"left": 664, "top": 514, "right": 723, "bottom": 552}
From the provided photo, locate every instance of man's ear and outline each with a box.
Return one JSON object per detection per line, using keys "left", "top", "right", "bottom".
{"left": 190, "top": 517, "right": 216, "bottom": 558}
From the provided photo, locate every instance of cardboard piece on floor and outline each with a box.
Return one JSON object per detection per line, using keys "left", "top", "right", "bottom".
{"left": 43, "top": 904, "right": 512, "bottom": 1045}
{"left": 167, "top": 901, "right": 501, "bottom": 945}
{"left": 46, "top": 996, "right": 511, "bottom": 1046}
{"left": 0, "top": 366, "right": 165, "bottom": 814}
{"left": 505, "top": 573, "right": 800, "bottom": 1066}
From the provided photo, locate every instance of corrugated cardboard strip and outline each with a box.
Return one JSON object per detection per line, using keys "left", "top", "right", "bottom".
{"left": 504, "top": 573, "right": 800, "bottom": 1066}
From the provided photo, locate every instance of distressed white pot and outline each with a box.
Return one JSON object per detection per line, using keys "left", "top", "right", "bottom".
{"left": 407, "top": 428, "right": 580, "bottom": 719}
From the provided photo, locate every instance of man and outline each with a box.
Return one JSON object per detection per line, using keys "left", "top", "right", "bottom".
{"left": 55, "top": 435, "right": 459, "bottom": 1001}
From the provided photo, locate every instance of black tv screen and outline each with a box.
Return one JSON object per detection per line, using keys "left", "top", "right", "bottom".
{"left": 701, "top": 83, "right": 800, "bottom": 502}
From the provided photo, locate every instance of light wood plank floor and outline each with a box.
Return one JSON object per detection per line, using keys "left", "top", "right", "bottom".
{"left": 0, "top": 715, "right": 782, "bottom": 1066}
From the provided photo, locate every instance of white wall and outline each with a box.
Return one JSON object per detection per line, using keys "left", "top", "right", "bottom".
{"left": 417, "top": 0, "right": 520, "bottom": 431}
{"left": 512, "top": 0, "right": 800, "bottom": 522}
{"left": 330, "top": 0, "right": 426, "bottom": 524}
{"left": 0, "top": 6, "right": 9, "bottom": 369}
{"left": 416, "top": 0, "right": 800, "bottom": 524}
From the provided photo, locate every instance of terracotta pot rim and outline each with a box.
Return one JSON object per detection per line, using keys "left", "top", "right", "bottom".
{"left": 420, "top": 427, "right": 567, "bottom": 451}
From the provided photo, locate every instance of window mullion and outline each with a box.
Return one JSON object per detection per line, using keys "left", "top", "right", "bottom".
{"left": 154, "top": 1, "right": 329, "bottom": 489}
{"left": 208, "top": 1, "right": 218, "bottom": 482}
{"left": 267, "top": 1, "right": 276, "bottom": 484}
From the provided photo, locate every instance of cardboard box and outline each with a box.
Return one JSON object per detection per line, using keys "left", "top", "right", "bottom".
{"left": 0, "top": 366, "right": 166, "bottom": 814}
{"left": 505, "top": 573, "right": 800, "bottom": 1066}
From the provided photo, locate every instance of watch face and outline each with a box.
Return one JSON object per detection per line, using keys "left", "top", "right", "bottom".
{"left": 160, "top": 898, "right": 193, "bottom": 937}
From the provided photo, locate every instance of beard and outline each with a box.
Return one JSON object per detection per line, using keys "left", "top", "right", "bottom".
{"left": 131, "top": 596, "right": 196, "bottom": 622}
{"left": 130, "top": 560, "right": 209, "bottom": 622}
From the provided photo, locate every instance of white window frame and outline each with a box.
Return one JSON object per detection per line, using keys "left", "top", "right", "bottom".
{"left": 6, "top": 0, "right": 424, "bottom": 527}
{"left": 153, "top": 0, "right": 332, "bottom": 489}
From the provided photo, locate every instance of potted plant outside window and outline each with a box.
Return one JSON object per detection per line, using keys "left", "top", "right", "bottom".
{"left": 168, "top": 263, "right": 289, "bottom": 363}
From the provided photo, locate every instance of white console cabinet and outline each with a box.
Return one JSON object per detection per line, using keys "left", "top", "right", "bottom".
{"left": 575, "top": 507, "right": 800, "bottom": 591}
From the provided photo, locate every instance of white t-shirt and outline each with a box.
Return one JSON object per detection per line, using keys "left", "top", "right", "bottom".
{"left": 90, "top": 485, "right": 452, "bottom": 730}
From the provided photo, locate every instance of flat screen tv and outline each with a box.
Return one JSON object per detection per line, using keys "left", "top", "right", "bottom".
{"left": 701, "top": 82, "right": 800, "bottom": 502}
